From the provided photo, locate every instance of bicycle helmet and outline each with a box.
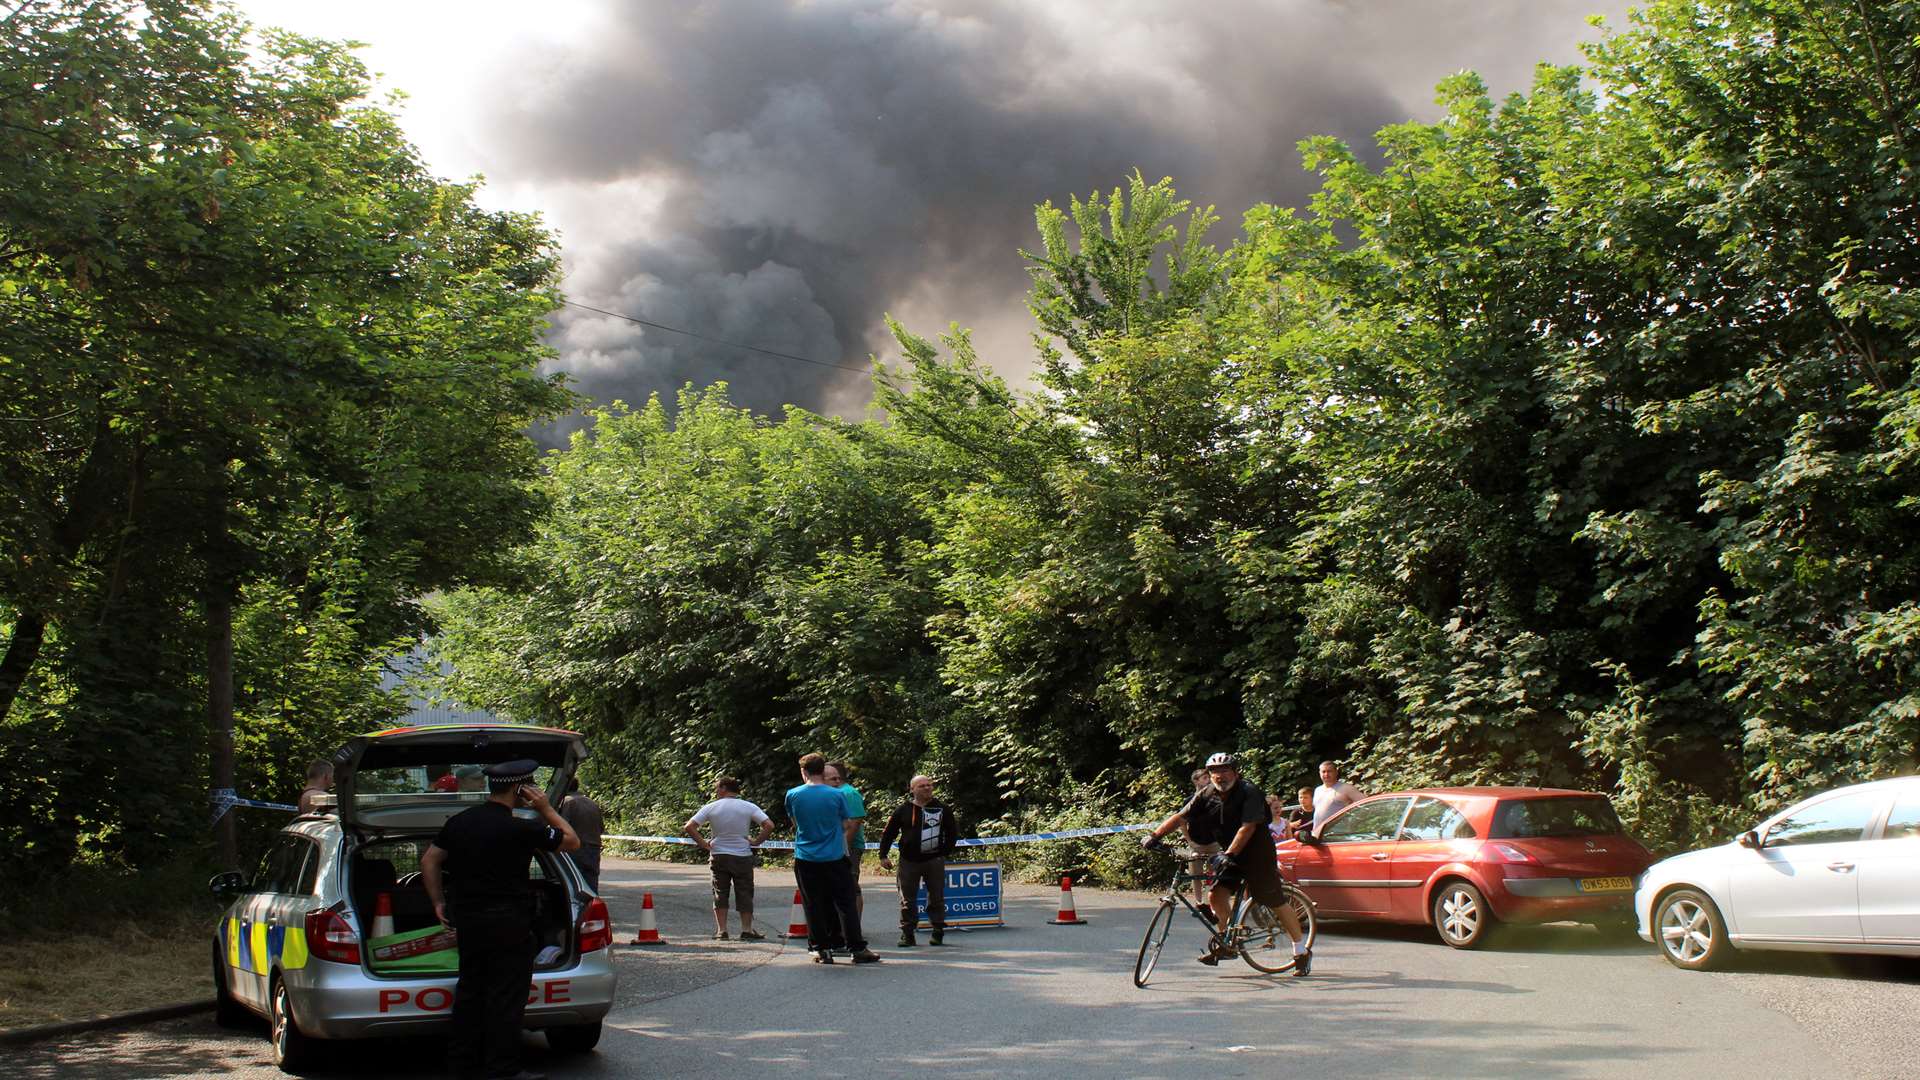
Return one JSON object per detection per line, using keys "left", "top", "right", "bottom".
{"left": 1204, "top": 752, "right": 1238, "bottom": 769}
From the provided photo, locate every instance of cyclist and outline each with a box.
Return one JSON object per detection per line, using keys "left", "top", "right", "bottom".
{"left": 1145, "top": 752, "right": 1311, "bottom": 975}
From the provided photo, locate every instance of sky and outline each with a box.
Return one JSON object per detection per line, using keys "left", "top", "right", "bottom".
{"left": 235, "top": 0, "right": 1634, "bottom": 440}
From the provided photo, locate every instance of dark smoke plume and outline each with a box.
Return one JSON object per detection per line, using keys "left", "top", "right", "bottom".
{"left": 487, "top": 1, "right": 1630, "bottom": 439}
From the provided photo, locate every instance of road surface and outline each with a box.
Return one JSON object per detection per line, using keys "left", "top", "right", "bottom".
{"left": 6, "top": 855, "right": 1916, "bottom": 1079}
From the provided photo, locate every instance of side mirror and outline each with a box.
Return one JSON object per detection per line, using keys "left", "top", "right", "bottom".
{"left": 209, "top": 870, "right": 248, "bottom": 899}
{"left": 1737, "top": 830, "right": 1762, "bottom": 850}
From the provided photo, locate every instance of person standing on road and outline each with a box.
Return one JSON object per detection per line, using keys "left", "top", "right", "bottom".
{"left": 685, "top": 777, "right": 775, "bottom": 940}
{"left": 788, "top": 753, "right": 879, "bottom": 965}
{"left": 1180, "top": 768, "right": 1224, "bottom": 919}
{"left": 560, "top": 778, "right": 606, "bottom": 892}
{"left": 825, "top": 760, "right": 867, "bottom": 923}
{"left": 1311, "top": 761, "right": 1362, "bottom": 839}
{"left": 297, "top": 760, "right": 333, "bottom": 814}
{"left": 877, "top": 774, "right": 960, "bottom": 947}
{"left": 421, "top": 760, "right": 581, "bottom": 1080}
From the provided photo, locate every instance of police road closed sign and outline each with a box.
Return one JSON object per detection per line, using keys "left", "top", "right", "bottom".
{"left": 914, "top": 861, "right": 1003, "bottom": 928}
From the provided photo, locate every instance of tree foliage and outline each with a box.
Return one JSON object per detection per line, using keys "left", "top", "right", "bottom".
{"left": 436, "top": 2, "right": 1920, "bottom": 862}
{"left": 0, "top": 0, "right": 571, "bottom": 877}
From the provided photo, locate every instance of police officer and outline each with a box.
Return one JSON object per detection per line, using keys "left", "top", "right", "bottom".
{"left": 421, "top": 760, "right": 581, "bottom": 1080}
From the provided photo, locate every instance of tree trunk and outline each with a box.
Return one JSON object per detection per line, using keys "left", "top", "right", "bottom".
{"left": 207, "top": 466, "right": 238, "bottom": 869}
{"left": 0, "top": 611, "right": 47, "bottom": 721}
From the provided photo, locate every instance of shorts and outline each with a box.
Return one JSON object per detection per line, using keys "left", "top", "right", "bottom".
{"left": 1216, "top": 847, "right": 1287, "bottom": 908}
{"left": 710, "top": 852, "right": 757, "bottom": 911}
{"left": 1187, "top": 841, "right": 1222, "bottom": 883}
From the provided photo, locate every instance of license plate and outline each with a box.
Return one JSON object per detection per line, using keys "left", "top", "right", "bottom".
{"left": 1579, "top": 876, "right": 1633, "bottom": 892}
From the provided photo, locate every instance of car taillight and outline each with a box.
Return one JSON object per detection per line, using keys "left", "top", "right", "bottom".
{"left": 1486, "top": 842, "right": 1537, "bottom": 864}
{"left": 305, "top": 908, "right": 362, "bottom": 964}
{"left": 576, "top": 897, "right": 611, "bottom": 953}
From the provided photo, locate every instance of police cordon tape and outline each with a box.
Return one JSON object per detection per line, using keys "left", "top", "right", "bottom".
{"left": 216, "top": 792, "right": 1155, "bottom": 849}
{"left": 602, "top": 822, "right": 1154, "bottom": 851}
{"left": 209, "top": 787, "right": 300, "bottom": 825}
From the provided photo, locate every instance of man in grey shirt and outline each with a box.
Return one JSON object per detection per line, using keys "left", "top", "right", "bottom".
{"left": 686, "top": 777, "right": 775, "bottom": 940}
{"left": 560, "top": 778, "right": 606, "bottom": 891}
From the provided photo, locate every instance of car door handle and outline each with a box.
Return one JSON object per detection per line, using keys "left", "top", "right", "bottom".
{"left": 1370, "top": 852, "right": 1391, "bottom": 861}
{"left": 1827, "top": 862, "right": 1855, "bottom": 873}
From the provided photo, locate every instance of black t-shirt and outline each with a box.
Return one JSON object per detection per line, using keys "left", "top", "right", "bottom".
{"left": 1213, "top": 772, "right": 1274, "bottom": 834}
{"left": 1180, "top": 790, "right": 1223, "bottom": 846}
{"left": 432, "top": 801, "right": 565, "bottom": 917}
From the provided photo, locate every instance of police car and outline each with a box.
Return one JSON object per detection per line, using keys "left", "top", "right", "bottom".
{"left": 209, "top": 724, "right": 616, "bottom": 1072}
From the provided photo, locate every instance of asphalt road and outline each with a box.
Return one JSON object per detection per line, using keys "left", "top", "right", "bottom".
{"left": 6, "top": 855, "right": 1918, "bottom": 1079}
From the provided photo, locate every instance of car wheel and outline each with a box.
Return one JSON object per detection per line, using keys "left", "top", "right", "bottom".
{"left": 545, "top": 1021, "right": 603, "bottom": 1054}
{"left": 1431, "top": 880, "right": 1495, "bottom": 949}
{"left": 1655, "top": 888, "right": 1730, "bottom": 971}
{"left": 211, "top": 944, "right": 250, "bottom": 1030}
{"left": 269, "top": 976, "right": 323, "bottom": 1073}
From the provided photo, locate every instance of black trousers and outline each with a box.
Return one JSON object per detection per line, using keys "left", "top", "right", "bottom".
{"left": 570, "top": 847, "right": 602, "bottom": 893}
{"left": 447, "top": 911, "right": 535, "bottom": 1079}
{"left": 794, "top": 856, "right": 865, "bottom": 954}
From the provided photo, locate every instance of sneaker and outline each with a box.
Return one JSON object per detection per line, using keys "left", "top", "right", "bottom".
{"left": 738, "top": 930, "right": 765, "bottom": 942}
{"left": 850, "top": 949, "right": 883, "bottom": 964}
{"left": 1292, "top": 950, "right": 1312, "bottom": 977}
{"left": 811, "top": 948, "right": 835, "bottom": 964}
{"left": 713, "top": 931, "right": 730, "bottom": 940}
{"left": 1196, "top": 951, "right": 1221, "bottom": 966}
{"left": 928, "top": 931, "right": 947, "bottom": 946}
{"left": 897, "top": 932, "right": 917, "bottom": 947}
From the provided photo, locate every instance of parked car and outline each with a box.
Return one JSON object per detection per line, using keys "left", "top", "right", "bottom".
{"left": 210, "top": 724, "right": 616, "bottom": 1072}
{"left": 1635, "top": 775, "right": 1920, "bottom": 971}
{"left": 1275, "top": 787, "right": 1656, "bottom": 948}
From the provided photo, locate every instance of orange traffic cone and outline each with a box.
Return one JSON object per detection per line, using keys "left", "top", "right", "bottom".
{"left": 371, "top": 892, "right": 396, "bottom": 938}
{"left": 1047, "top": 875, "right": 1088, "bottom": 925}
{"left": 782, "top": 889, "right": 809, "bottom": 940}
{"left": 629, "top": 891, "right": 667, "bottom": 946}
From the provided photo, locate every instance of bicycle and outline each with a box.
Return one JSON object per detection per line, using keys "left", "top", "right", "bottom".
{"left": 1133, "top": 843, "right": 1318, "bottom": 987}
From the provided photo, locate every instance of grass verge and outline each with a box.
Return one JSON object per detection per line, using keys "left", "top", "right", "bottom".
{"left": 0, "top": 911, "right": 211, "bottom": 1032}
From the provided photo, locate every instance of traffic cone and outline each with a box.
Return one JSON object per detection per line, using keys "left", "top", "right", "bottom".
{"left": 1047, "top": 875, "right": 1088, "bottom": 925}
{"left": 629, "top": 891, "right": 667, "bottom": 946}
{"left": 781, "top": 889, "right": 809, "bottom": 940}
{"left": 371, "top": 892, "right": 396, "bottom": 938}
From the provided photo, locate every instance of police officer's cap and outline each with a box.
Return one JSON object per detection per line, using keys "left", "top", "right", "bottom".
{"left": 484, "top": 759, "right": 539, "bottom": 783}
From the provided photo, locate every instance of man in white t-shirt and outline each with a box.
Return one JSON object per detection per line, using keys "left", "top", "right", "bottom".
{"left": 685, "top": 777, "right": 775, "bottom": 940}
{"left": 1310, "top": 760, "right": 1363, "bottom": 839}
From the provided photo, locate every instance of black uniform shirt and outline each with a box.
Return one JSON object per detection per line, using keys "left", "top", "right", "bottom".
{"left": 432, "top": 801, "right": 564, "bottom": 916}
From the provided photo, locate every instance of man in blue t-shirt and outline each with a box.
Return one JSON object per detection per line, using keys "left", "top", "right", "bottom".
{"left": 786, "top": 753, "right": 878, "bottom": 964}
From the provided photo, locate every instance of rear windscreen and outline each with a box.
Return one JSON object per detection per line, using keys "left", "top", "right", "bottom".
{"left": 353, "top": 762, "right": 560, "bottom": 797}
{"left": 1490, "top": 797, "right": 1624, "bottom": 839}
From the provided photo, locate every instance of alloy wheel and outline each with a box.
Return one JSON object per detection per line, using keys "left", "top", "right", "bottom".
{"left": 1660, "top": 897, "right": 1713, "bottom": 963}
{"left": 1437, "top": 885, "right": 1482, "bottom": 946}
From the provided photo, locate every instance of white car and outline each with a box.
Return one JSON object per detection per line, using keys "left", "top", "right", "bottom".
{"left": 1635, "top": 775, "right": 1920, "bottom": 970}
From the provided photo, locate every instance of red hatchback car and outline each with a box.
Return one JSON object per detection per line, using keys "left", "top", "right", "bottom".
{"left": 1275, "top": 787, "right": 1656, "bottom": 948}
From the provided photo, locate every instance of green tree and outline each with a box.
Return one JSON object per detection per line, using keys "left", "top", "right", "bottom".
{"left": 0, "top": 0, "right": 571, "bottom": 873}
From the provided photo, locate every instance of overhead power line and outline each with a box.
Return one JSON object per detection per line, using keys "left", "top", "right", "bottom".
{"left": 560, "top": 299, "right": 874, "bottom": 376}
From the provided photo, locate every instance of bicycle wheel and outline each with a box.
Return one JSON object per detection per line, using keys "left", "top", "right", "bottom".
{"left": 1133, "top": 900, "right": 1177, "bottom": 988}
{"left": 1233, "top": 885, "right": 1316, "bottom": 974}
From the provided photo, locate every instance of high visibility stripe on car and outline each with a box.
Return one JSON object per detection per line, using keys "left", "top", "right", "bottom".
{"left": 227, "top": 917, "right": 243, "bottom": 970}
{"left": 250, "top": 921, "right": 270, "bottom": 973}
{"left": 269, "top": 924, "right": 310, "bottom": 970}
